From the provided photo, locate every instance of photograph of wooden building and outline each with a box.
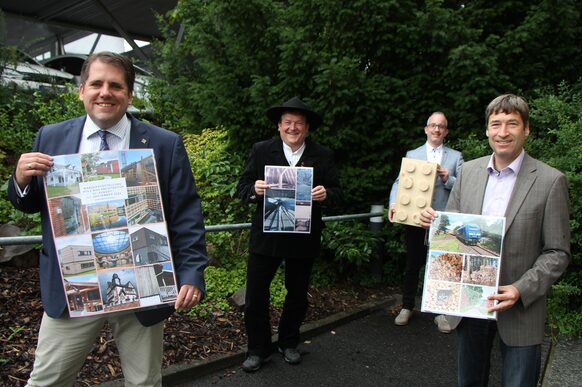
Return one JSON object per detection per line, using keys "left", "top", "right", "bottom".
{"left": 120, "top": 150, "right": 157, "bottom": 187}
{"left": 64, "top": 278, "right": 103, "bottom": 315}
{"left": 135, "top": 263, "right": 177, "bottom": 304}
{"left": 130, "top": 226, "right": 171, "bottom": 266}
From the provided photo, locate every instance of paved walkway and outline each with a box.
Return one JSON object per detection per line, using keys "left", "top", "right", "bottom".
{"left": 98, "top": 295, "right": 580, "bottom": 387}
{"left": 542, "top": 335, "right": 582, "bottom": 387}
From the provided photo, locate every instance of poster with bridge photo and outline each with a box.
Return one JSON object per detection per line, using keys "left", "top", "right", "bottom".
{"left": 263, "top": 165, "right": 313, "bottom": 233}
{"left": 44, "top": 149, "right": 178, "bottom": 317}
{"left": 421, "top": 211, "right": 505, "bottom": 320}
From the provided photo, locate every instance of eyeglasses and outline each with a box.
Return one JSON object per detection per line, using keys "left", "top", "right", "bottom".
{"left": 282, "top": 120, "right": 306, "bottom": 128}
{"left": 427, "top": 123, "right": 447, "bottom": 130}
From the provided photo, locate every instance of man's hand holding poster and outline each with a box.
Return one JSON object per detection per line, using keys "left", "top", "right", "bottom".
{"left": 421, "top": 211, "right": 505, "bottom": 320}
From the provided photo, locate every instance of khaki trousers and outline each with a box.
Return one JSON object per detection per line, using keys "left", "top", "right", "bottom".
{"left": 26, "top": 312, "right": 164, "bottom": 387}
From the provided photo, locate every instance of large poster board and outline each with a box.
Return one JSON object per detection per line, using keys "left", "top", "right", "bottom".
{"left": 421, "top": 211, "right": 505, "bottom": 320}
{"left": 45, "top": 149, "right": 178, "bottom": 317}
{"left": 263, "top": 165, "right": 313, "bottom": 233}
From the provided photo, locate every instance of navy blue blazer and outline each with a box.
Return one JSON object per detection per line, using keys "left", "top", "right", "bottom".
{"left": 8, "top": 114, "right": 208, "bottom": 326}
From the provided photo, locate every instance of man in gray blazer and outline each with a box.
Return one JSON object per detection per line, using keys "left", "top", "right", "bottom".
{"left": 388, "top": 112, "right": 463, "bottom": 331}
{"left": 420, "top": 94, "right": 570, "bottom": 386}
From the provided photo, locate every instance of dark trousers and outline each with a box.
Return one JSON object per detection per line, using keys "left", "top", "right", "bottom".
{"left": 401, "top": 225, "right": 428, "bottom": 310}
{"left": 244, "top": 252, "right": 315, "bottom": 357}
{"left": 457, "top": 318, "right": 541, "bottom": 387}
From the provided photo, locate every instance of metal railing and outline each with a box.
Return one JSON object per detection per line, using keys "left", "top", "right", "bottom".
{"left": 0, "top": 209, "right": 385, "bottom": 247}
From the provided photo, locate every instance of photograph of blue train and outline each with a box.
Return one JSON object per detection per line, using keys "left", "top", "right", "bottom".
{"left": 428, "top": 212, "right": 504, "bottom": 257}
{"left": 454, "top": 223, "right": 481, "bottom": 246}
{"left": 421, "top": 211, "right": 505, "bottom": 320}
{"left": 263, "top": 166, "right": 313, "bottom": 233}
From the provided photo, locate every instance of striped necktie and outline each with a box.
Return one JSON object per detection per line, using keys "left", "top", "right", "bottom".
{"left": 97, "top": 130, "right": 110, "bottom": 151}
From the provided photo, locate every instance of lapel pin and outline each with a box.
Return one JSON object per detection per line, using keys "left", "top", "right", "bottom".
{"left": 141, "top": 138, "right": 147, "bottom": 144}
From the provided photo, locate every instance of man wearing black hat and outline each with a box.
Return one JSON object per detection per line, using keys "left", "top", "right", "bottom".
{"left": 236, "top": 96, "right": 342, "bottom": 372}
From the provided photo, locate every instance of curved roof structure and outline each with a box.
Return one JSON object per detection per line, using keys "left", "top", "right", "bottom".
{"left": 0, "top": 0, "right": 178, "bottom": 61}
{"left": 92, "top": 230, "right": 130, "bottom": 254}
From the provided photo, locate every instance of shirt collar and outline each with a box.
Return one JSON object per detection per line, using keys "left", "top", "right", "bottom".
{"left": 487, "top": 149, "right": 526, "bottom": 176}
{"left": 85, "top": 114, "right": 130, "bottom": 141}
{"left": 282, "top": 141, "right": 306, "bottom": 155}
{"left": 426, "top": 142, "right": 443, "bottom": 152}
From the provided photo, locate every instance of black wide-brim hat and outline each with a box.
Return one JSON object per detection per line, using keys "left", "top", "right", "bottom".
{"left": 265, "top": 96, "right": 322, "bottom": 131}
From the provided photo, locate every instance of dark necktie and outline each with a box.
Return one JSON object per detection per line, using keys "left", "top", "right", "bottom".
{"left": 97, "top": 130, "right": 110, "bottom": 151}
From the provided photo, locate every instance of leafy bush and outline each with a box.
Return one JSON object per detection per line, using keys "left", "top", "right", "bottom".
{"left": 0, "top": 90, "right": 37, "bottom": 177}
{"left": 547, "top": 283, "right": 582, "bottom": 338}
{"left": 182, "top": 127, "right": 253, "bottom": 265}
{"left": 526, "top": 84, "right": 582, "bottom": 337}
{"left": 152, "top": 0, "right": 582, "bottom": 215}
{"left": 321, "top": 220, "right": 382, "bottom": 284}
{"left": 187, "top": 259, "right": 287, "bottom": 317}
{"left": 528, "top": 83, "right": 582, "bottom": 273}
{"left": 0, "top": 88, "right": 84, "bottom": 232}
{"left": 382, "top": 224, "right": 407, "bottom": 286}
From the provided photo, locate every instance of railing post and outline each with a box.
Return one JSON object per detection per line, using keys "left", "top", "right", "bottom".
{"left": 369, "top": 204, "right": 385, "bottom": 284}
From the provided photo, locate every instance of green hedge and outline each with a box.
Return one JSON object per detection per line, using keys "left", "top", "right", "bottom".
{"left": 1, "top": 72, "right": 580, "bottom": 337}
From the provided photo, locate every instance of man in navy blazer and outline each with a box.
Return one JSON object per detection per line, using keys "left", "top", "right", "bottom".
{"left": 8, "top": 52, "right": 208, "bottom": 386}
{"left": 388, "top": 112, "right": 463, "bottom": 331}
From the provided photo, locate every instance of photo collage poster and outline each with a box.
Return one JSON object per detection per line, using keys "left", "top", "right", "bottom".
{"left": 263, "top": 166, "right": 313, "bottom": 233}
{"left": 44, "top": 149, "right": 178, "bottom": 317}
{"left": 421, "top": 211, "right": 505, "bottom": 320}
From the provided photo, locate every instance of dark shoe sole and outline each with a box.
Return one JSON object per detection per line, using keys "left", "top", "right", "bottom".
{"left": 242, "top": 356, "right": 271, "bottom": 373}
{"left": 278, "top": 348, "right": 301, "bottom": 365}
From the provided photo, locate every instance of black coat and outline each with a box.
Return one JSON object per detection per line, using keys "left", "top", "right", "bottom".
{"left": 236, "top": 138, "right": 342, "bottom": 259}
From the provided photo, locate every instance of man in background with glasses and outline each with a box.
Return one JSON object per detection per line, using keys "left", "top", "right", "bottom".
{"left": 387, "top": 112, "right": 464, "bottom": 332}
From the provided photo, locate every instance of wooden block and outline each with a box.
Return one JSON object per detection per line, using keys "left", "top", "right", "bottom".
{"left": 393, "top": 157, "right": 437, "bottom": 227}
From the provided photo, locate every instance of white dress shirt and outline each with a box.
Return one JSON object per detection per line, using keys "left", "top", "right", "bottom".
{"left": 282, "top": 141, "right": 306, "bottom": 167}
{"left": 78, "top": 114, "right": 131, "bottom": 153}
{"left": 426, "top": 143, "right": 443, "bottom": 164}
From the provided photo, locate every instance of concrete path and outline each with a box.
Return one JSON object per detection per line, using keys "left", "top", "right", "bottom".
{"left": 99, "top": 295, "right": 581, "bottom": 387}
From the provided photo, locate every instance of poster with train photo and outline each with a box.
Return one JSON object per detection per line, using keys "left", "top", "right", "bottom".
{"left": 421, "top": 211, "right": 505, "bottom": 320}
{"left": 44, "top": 149, "right": 178, "bottom": 317}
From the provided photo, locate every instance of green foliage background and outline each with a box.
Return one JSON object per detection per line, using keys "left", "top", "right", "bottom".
{"left": 147, "top": 0, "right": 582, "bottom": 335}
{"left": 1, "top": 1, "right": 581, "bottom": 336}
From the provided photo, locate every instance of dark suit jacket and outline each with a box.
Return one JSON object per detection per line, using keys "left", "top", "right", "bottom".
{"left": 446, "top": 153, "right": 570, "bottom": 345}
{"left": 8, "top": 114, "right": 208, "bottom": 326}
{"left": 236, "top": 138, "right": 342, "bottom": 259}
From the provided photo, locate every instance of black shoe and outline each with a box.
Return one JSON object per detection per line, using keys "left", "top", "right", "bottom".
{"left": 242, "top": 354, "right": 271, "bottom": 372}
{"left": 278, "top": 347, "right": 301, "bottom": 364}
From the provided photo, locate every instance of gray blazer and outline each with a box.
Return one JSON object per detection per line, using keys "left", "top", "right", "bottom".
{"left": 389, "top": 144, "right": 463, "bottom": 210}
{"left": 445, "top": 153, "right": 570, "bottom": 346}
